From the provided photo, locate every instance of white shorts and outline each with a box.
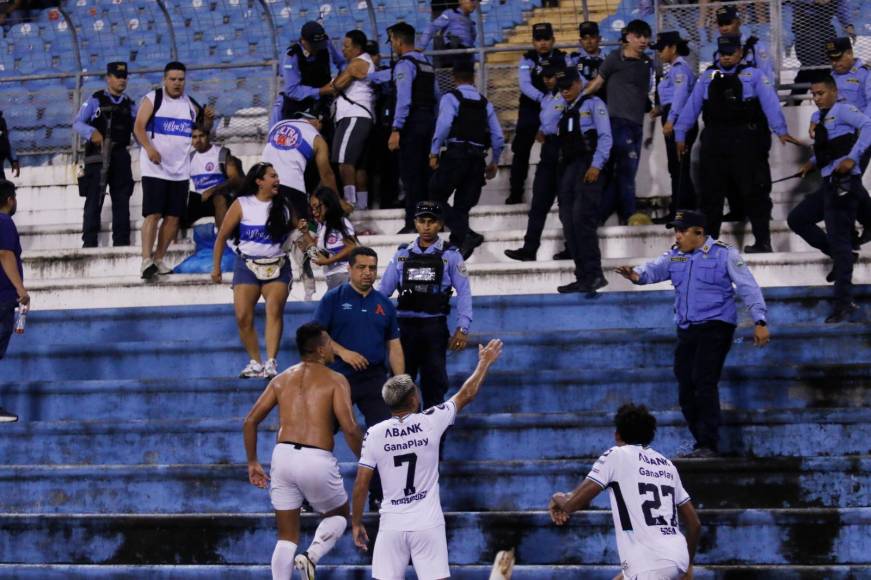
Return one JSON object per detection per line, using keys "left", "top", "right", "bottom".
{"left": 372, "top": 525, "right": 450, "bottom": 580}
{"left": 269, "top": 443, "right": 347, "bottom": 513}
{"left": 630, "top": 564, "right": 683, "bottom": 580}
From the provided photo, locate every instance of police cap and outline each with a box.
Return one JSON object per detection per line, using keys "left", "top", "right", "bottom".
{"left": 667, "top": 209, "right": 707, "bottom": 230}
{"left": 415, "top": 200, "right": 444, "bottom": 220}
{"left": 301, "top": 21, "right": 328, "bottom": 51}
{"left": 825, "top": 37, "right": 852, "bottom": 59}
{"left": 452, "top": 59, "right": 475, "bottom": 76}
{"left": 107, "top": 61, "right": 128, "bottom": 78}
{"left": 555, "top": 66, "right": 580, "bottom": 90}
{"left": 650, "top": 31, "right": 684, "bottom": 51}
{"left": 532, "top": 22, "right": 554, "bottom": 40}
{"left": 717, "top": 35, "right": 742, "bottom": 55}
{"left": 716, "top": 5, "right": 739, "bottom": 25}
{"left": 578, "top": 21, "right": 599, "bottom": 37}
{"left": 541, "top": 63, "right": 564, "bottom": 77}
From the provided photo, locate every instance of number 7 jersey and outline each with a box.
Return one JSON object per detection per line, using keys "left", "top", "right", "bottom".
{"left": 359, "top": 400, "right": 457, "bottom": 531}
{"left": 586, "top": 445, "right": 692, "bottom": 577}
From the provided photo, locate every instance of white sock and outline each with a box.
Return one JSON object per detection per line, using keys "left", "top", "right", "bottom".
{"left": 343, "top": 185, "right": 356, "bottom": 204}
{"left": 271, "top": 540, "right": 297, "bottom": 580}
{"left": 306, "top": 515, "right": 347, "bottom": 565}
{"left": 355, "top": 190, "right": 368, "bottom": 210}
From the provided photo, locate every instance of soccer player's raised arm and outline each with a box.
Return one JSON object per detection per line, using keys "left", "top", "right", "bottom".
{"left": 450, "top": 339, "right": 503, "bottom": 413}
{"left": 549, "top": 478, "right": 603, "bottom": 525}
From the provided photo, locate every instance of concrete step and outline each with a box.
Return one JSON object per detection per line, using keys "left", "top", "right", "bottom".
{"left": 3, "top": 364, "right": 866, "bottom": 423}
{"left": 3, "top": 322, "right": 866, "bottom": 381}
{"left": 19, "top": 252, "right": 870, "bottom": 309}
{"left": 5, "top": 286, "right": 863, "bottom": 343}
{"left": 0, "top": 565, "right": 867, "bottom": 579}
{"left": 1, "top": 457, "right": 866, "bottom": 514}
{"left": 1, "top": 509, "right": 867, "bottom": 565}
{"left": 0, "top": 408, "right": 867, "bottom": 465}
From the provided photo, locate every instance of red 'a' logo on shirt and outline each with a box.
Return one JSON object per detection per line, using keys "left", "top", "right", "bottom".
{"left": 375, "top": 304, "right": 386, "bottom": 316}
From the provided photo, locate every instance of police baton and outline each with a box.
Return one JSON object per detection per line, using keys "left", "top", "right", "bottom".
{"left": 771, "top": 170, "right": 804, "bottom": 184}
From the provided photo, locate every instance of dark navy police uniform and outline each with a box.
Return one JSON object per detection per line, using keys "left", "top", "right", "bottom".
{"left": 632, "top": 212, "right": 768, "bottom": 452}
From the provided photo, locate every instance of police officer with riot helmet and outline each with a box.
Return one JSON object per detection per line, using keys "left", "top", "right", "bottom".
{"left": 73, "top": 61, "right": 137, "bottom": 248}
{"left": 386, "top": 22, "right": 438, "bottom": 233}
{"left": 379, "top": 200, "right": 472, "bottom": 409}
{"left": 674, "top": 36, "right": 800, "bottom": 252}
{"left": 270, "top": 21, "right": 346, "bottom": 128}
{"left": 789, "top": 74, "right": 871, "bottom": 323}
{"left": 428, "top": 60, "right": 504, "bottom": 259}
{"left": 507, "top": 22, "right": 566, "bottom": 205}
{"left": 554, "top": 67, "right": 612, "bottom": 295}
{"left": 617, "top": 209, "right": 770, "bottom": 458}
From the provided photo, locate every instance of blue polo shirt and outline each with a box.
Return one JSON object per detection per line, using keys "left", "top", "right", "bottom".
{"left": 314, "top": 282, "right": 400, "bottom": 376}
{"left": 0, "top": 213, "right": 22, "bottom": 304}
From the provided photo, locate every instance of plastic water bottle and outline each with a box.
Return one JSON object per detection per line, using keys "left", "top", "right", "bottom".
{"left": 14, "top": 305, "right": 28, "bottom": 335}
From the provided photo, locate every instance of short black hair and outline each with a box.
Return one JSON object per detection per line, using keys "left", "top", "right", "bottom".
{"left": 164, "top": 61, "right": 186, "bottom": 75}
{"left": 452, "top": 61, "right": 475, "bottom": 83}
{"left": 624, "top": 19, "right": 652, "bottom": 38}
{"left": 349, "top": 245, "right": 378, "bottom": 266}
{"left": 387, "top": 22, "right": 416, "bottom": 46}
{"left": 346, "top": 29, "right": 368, "bottom": 51}
{"left": 615, "top": 403, "right": 657, "bottom": 446}
{"left": 191, "top": 123, "right": 210, "bottom": 135}
{"left": 296, "top": 322, "right": 328, "bottom": 356}
{"left": 811, "top": 73, "right": 838, "bottom": 90}
{"left": 0, "top": 179, "right": 15, "bottom": 207}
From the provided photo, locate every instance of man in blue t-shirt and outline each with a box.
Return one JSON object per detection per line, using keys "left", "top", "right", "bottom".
{"left": 0, "top": 179, "right": 27, "bottom": 423}
{"left": 314, "top": 245, "right": 404, "bottom": 507}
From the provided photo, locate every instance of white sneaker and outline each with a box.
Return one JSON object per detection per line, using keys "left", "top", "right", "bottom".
{"left": 140, "top": 258, "right": 158, "bottom": 280}
{"left": 293, "top": 553, "right": 316, "bottom": 579}
{"left": 239, "top": 360, "right": 264, "bottom": 379}
{"left": 0, "top": 407, "right": 18, "bottom": 423}
{"left": 263, "top": 358, "right": 278, "bottom": 379}
{"left": 155, "top": 260, "right": 173, "bottom": 275}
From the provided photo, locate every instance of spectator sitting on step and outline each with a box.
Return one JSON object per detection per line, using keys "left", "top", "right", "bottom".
{"left": 296, "top": 187, "right": 358, "bottom": 290}
{"left": 212, "top": 162, "right": 294, "bottom": 380}
{"left": 184, "top": 125, "right": 244, "bottom": 232}
{"left": 0, "top": 179, "right": 26, "bottom": 423}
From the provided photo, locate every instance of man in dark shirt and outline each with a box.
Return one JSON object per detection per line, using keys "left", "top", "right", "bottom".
{"left": 0, "top": 179, "right": 26, "bottom": 422}
{"left": 314, "top": 245, "right": 404, "bottom": 507}
{"left": 584, "top": 19, "right": 654, "bottom": 225}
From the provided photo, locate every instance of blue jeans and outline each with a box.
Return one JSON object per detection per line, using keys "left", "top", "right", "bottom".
{"left": 601, "top": 117, "right": 643, "bottom": 223}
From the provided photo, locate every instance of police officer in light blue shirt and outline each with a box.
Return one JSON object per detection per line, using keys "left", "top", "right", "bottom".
{"left": 505, "top": 64, "right": 566, "bottom": 262}
{"left": 651, "top": 31, "right": 697, "bottom": 224}
{"left": 714, "top": 5, "right": 775, "bottom": 82}
{"left": 788, "top": 74, "right": 871, "bottom": 323}
{"left": 675, "top": 35, "right": 800, "bottom": 253}
{"left": 419, "top": 0, "right": 477, "bottom": 70}
{"left": 380, "top": 201, "right": 472, "bottom": 409}
{"left": 567, "top": 21, "right": 606, "bottom": 82}
{"left": 617, "top": 209, "right": 769, "bottom": 458}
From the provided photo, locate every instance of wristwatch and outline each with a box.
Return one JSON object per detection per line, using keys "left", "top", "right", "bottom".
{"left": 755, "top": 320, "right": 767, "bottom": 327}
{"left": 458, "top": 327, "right": 469, "bottom": 335}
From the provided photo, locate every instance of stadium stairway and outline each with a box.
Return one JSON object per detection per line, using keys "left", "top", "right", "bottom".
{"left": 0, "top": 285, "right": 869, "bottom": 578}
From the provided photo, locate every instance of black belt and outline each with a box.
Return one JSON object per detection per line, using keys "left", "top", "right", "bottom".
{"left": 279, "top": 440, "right": 328, "bottom": 452}
{"left": 446, "top": 142, "right": 487, "bottom": 155}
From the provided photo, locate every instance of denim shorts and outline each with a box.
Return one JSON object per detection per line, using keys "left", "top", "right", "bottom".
{"left": 231, "top": 256, "right": 292, "bottom": 287}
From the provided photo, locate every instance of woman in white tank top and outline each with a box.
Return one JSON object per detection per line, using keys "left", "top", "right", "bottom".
{"left": 297, "top": 187, "right": 358, "bottom": 290}
{"left": 212, "top": 162, "right": 294, "bottom": 379}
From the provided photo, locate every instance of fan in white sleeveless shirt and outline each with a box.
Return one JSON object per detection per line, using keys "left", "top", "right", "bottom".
{"left": 233, "top": 196, "right": 286, "bottom": 258}
{"left": 140, "top": 90, "right": 199, "bottom": 181}
{"left": 189, "top": 144, "right": 228, "bottom": 194}
{"left": 261, "top": 120, "right": 320, "bottom": 194}
{"left": 335, "top": 52, "right": 375, "bottom": 122}
{"left": 586, "top": 445, "right": 692, "bottom": 578}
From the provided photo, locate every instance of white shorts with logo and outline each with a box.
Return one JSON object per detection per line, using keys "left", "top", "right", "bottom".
{"left": 372, "top": 525, "right": 450, "bottom": 580}
{"left": 269, "top": 443, "right": 347, "bottom": 513}
{"left": 630, "top": 564, "right": 684, "bottom": 580}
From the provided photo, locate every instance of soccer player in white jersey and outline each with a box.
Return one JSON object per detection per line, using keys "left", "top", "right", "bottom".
{"left": 350, "top": 338, "right": 504, "bottom": 579}
{"left": 549, "top": 404, "right": 701, "bottom": 580}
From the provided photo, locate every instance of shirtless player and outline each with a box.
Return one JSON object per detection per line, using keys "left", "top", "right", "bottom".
{"left": 243, "top": 322, "right": 363, "bottom": 580}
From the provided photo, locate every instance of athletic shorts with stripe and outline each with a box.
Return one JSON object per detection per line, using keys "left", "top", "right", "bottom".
{"left": 331, "top": 116, "right": 373, "bottom": 166}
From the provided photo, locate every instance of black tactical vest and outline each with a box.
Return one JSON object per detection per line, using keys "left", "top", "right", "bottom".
{"left": 447, "top": 89, "right": 490, "bottom": 147}
{"left": 84, "top": 90, "right": 134, "bottom": 157}
{"left": 571, "top": 50, "right": 604, "bottom": 81}
{"left": 397, "top": 248, "right": 452, "bottom": 314}
{"left": 395, "top": 54, "right": 436, "bottom": 116}
{"left": 813, "top": 109, "right": 859, "bottom": 168}
{"left": 520, "top": 49, "right": 567, "bottom": 111}
{"left": 701, "top": 65, "right": 763, "bottom": 126}
{"left": 557, "top": 95, "right": 598, "bottom": 161}
{"left": 281, "top": 44, "right": 332, "bottom": 118}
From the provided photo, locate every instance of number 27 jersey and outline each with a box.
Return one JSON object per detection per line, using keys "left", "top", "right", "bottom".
{"left": 359, "top": 400, "right": 456, "bottom": 532}
{"left": 586, "top": 445, "right": 692, "bottom": 577}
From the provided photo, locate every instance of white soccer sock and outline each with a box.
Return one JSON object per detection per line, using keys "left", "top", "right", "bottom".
{"left": 343, "top": 185, "right": 357, "bottom": 204}
{"left": 355, "top": 190, "right": 368, "bottom": 210}
{"left": 306, "top": 515, "right": 347, "bottom": 565}
{"left": 271, "top": 540, "right": 297, "bottom": 580}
